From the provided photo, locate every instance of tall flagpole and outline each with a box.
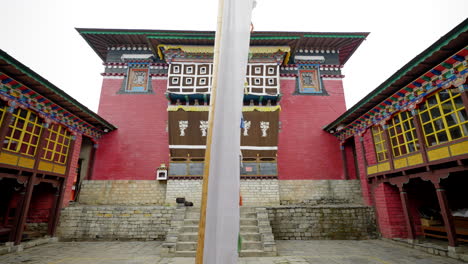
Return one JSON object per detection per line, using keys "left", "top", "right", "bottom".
{"left": 195, "top": 0, "right": 225, "bottom": 262}
{"left": 196, "top": 0, "right": 254, "bottom": 263}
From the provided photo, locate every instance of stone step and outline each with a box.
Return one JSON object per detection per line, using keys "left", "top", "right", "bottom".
{"left": 184, "top": 219, "right": 199, "bottom": 225}
{"left": 241, "top": 212, "right": 257, "bottom": 219}
{"left": 240, "top": 219, "right": 258, "bottom": 226}
{"left": 240, "top": 226, "right": 258, "bottom": 233}
{"left": 181, "top": 226, "right": 199, "bottom": 233}
{"left": 240, "top": 233, "right": 261, "bottom": 241}
{"left": 178, "top": 233, "right": 198, "bottom": 242}
{"left": 177, "top": 232, "right": 261, "bottom": 243}
{"left": 241, "top": 241, "right": 262, "bottom": 251}
{"left": 174, "top": 251, "right": 196, "bottom": 257}
{"left": 176, "top": 242, "right": 197, "bottom": 252}
{"left": 239, "top": 250, "right": 277, "bottom": 257}
{"left": 183, "top": 218, "right": 257, "bottom": 226}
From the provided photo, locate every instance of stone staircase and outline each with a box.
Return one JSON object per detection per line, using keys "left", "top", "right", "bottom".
{"left": 162, "top": 207, "right": 276, "bottom": 257}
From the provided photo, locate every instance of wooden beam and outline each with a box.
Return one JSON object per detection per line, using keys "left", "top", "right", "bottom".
{"left": 340, "top": 144, "right": 349, "bottom": 180}
{"left": 434, "top": 182, "right": 458, "bottom": 247}
{"left": 13, "top": 175, "right": 36, "bottom": 245}
{"left": 398, "top": 185, "right": 415, "bottom": 240}
{"left": 48, "top": 136, "right": 77, "bottom": 237}
{"left": 0, "top": 110, "right": 14, "bottom": 154}
{"left": 196, "top": 0, "right": 224, "bottom": 262}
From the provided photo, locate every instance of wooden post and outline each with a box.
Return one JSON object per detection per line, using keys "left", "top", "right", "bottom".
{"left": 14, "top": 175, "right": 35, "bottom": 244}
{"left": 359, "top": 136, "right": 368, "bottom": 176}
{"left": 411, "top": 110, "right": 429, "bottom": 164}
{"left": 9, "top": 186, "right": 25, "bottom": 242}
{"left": 398, "top": 185, "right": 415, "bottom": 240}
{"left": 434, "top": 182, "right": 458, "bottom": 247}
{"left": 382, "top": 126, "right": 394, "bottom": 170}
{"left": 196, "top": 0, "right": 224, "bottom": 262}
{"left": 86, "top": 143, "right": 98, "bottom": 180}
{"left": 0, "top": 109, "right": 14, "bottom": 152}
{"left": 49, "top": 136, "right": 77, "bottom": 236}
{"left": 47, "top": 186, "right": 60, "bottom": 236}
{"left": 340, "top": 143, "right": 349, "bottom": 180}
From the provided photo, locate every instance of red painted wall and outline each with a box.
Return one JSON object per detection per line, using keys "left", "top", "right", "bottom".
{"left": 373, "top": 182, "right": 407, "bottom": 238}
{"left": 354, "top": 130, "right": 376, "bottom": 205}
{"left": 92, "top": 78, "right": 169, "bottom": 180}
{"left": 278, "top": 79, "right": 347, "bottom": 180}
{"left": 27, "top": 184, "right": 55, "bottom": 223}
{"left": 63, "top": 134, "right": 82, "bottom": 207}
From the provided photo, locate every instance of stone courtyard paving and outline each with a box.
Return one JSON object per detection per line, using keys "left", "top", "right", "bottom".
{"left": 0, "top": 240, "right": 465, "bottom": 264}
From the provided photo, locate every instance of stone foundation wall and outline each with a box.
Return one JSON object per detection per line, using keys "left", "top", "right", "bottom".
{"left": 166, "top": 180, "right": 202, "bottom": 206}
{"left": 76, "top": 179, "right": 362, "bottom": 207}
{"left": 78, "top": 180, "right": 167, "bottom": 205}
{"left": 241, "top": 179, "right": 280, "bottom": 206}
{"left": 279, "top": 180, "right": 363, "bottom": 205}
{"left": 58, "top": 205, "right": 174, "bottom": 240}
{"left": 166, "top": 179, "right": 280, "bottom": 206}
{"left": 267, "top": 205, "right": 377, "bottom": 240}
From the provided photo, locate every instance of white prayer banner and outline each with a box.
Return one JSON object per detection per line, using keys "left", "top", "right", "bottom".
{"left": 203, "top": 0, "right": 254, "bottom": 263}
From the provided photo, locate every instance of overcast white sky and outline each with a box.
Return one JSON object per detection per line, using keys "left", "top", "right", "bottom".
{"left": 2, "top": 0, "right": 467, "bottom": 112}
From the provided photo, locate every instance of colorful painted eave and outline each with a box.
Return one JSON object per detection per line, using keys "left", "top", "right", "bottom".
{"left": 324, "top": 18, "right": 468, "bottom": 135}
{"left": 76, "top": 28, "right": 368, "bottom": 64}
{"left": 328, "top": 47, "right": 468, "bottom": 141}
{"left": 0, "top": 49, "right": 116, "bottom": 136}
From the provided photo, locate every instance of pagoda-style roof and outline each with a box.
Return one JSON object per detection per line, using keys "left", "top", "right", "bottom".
{"left": 0, "top": 49, "right": 116, "bottom": 133}
{"left": 324, "top": 18, "right": 468, "bottom": 136}
{"left": 76, "top": 28, "right": 369, "bottom": 65}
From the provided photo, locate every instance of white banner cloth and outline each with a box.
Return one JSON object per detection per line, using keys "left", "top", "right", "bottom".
{"left": 203, "top": 0, "right": 254, "bottom": 263}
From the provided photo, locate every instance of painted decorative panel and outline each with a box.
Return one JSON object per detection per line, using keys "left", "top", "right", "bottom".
{"left": 367, "top": 165, "right": 378, "bottom": 175}
{"left": 126, "top": 68, "right": 149, "bottom": 92}
{"left": 407, "top": 153, "right": 423, "bottom": 166}
{"left": 449, "top": 140, "right": 468, "bottom": 156}
{"left": 393, "top": 157, "right": 407, "bottom": 169}
{"left": 298, "top": 69, "right": 321, "bottom": 93}
{"left": 377, "top": 162, "right": 390, "bottom": 172}
{"left": 427, "top": 146, "right": 450, "bottom": 161}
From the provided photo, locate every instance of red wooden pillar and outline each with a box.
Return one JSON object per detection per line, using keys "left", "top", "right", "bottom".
{"left": 0, "top": 109, "right": 14, "bottom": 152}
{"left": 13, "top": 175, "right": 36, "bottom": 244}
{"left": 340, "top": 143, "right": 349, "bottom": 180}
{"left": 48, "top": 136, "right": 77, "bottom": 236}
{"left": 411, "top": 110, "right": 429, "bottom": 164}
{"left": 434, "top": 182, "right": 458, "bottom": 247}
{"left": 8, "top": 185, "right": 25, "bottom": 242}
{"left": 398, "top": 185, "right": 415, "bottom": 240}
{"left": 382, "top": 126, "right": 394, "bottom": 170}
{"left": 86, "top": 143, "right": 98, "bottom": 180}
{"left": 47, "top": 186, "right": 60, "bottom": 236}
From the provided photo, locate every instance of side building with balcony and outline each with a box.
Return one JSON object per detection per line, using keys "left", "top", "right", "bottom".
{"left": 77, "top": 28, "right": 368, "bottom": 206}
{"left": 325, "top": 19, "right": 468, "bottom": 248}
{"left": 0, "top": 50, "right": 115, "bottom": 245}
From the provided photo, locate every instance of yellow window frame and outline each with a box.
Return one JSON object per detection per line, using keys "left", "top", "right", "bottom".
{"left": 419, "top": 89, "right": 468, "bottom": 147}
{"left": 3, "top": 108, "right": 43, "bottom": 156}
{"left": 372, "top": 125, "right": 388, "bottom": 162}
{"left": 388, "top": 111, "right": 419, "bottom": 157}
{"left": 42, "top": 124, "right": 72, "bottom": 164}
{"left": 0, "top": 101, "right": 7, "bottom": 125}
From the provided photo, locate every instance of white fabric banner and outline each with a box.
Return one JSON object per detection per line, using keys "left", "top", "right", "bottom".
{"left": 203, "top": 0, "right": 254, "bottom": 263}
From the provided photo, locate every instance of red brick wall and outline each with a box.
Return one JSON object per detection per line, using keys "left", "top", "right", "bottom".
{"left": 373, "top": 182, "right": 407, "bottom": 238}
{"left": 92, "top": 78, "right": 169, "bottom": 180}
{"left": 277, "top": 79, "right": 347, "bottom": 180}
{"left": 63, "top": 134, "right": 82, "bottom": 207}
{"left": 27, "top": 184, "right": 54, "bottom": 223}
{"left": 354, "top": 131, "right": 374, "bottom": 205}
{"left": 344, "top": 141, "right": 357, "bottom": 180}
